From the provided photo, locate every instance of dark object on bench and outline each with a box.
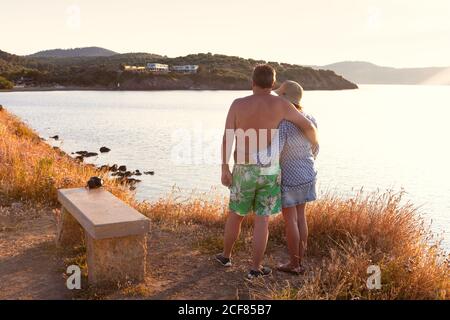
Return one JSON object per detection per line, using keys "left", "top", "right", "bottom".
{"left": 87, "top": 177, "right": 103, "bottom": 189}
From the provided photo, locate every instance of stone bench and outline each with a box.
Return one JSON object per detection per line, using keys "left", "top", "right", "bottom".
{"left": 56, "top": 187, "right": 150, "bottom": 285}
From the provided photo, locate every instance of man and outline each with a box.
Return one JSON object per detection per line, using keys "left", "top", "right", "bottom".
{"left": 216, "top": 64, "right": 319, "bottom": 279}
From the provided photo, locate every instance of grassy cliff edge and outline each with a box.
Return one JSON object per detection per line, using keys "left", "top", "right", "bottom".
{"left": 0, "top": 107, "right": 448, "bottom": 300}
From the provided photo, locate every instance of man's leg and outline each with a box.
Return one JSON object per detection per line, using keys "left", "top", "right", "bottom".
{"left": 282, "top": 206, "right": 300, "bottom": 268}
{"left": 296, "top": 203, "right": 308, "bottom": 263}
{"left": 251, "top": 215, "right": 270, "bottom": 270}
{"left": 223, "top": 211, "right": 245, "bottom": 258}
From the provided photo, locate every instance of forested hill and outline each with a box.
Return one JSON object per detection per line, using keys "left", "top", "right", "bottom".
{"left": 0, "top": 49, "right": 358, "bottom": 90}
{"left": 28, "top": 47, "right": 118, "bottom": 58}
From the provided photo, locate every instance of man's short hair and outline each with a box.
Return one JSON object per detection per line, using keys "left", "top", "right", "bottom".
{"left": 252, "top": 64, "right": 276, "bottom": 89}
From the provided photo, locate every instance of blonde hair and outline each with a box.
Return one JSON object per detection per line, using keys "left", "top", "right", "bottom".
{"left": 293, "top": 103, "right": 303, "bottom": 112}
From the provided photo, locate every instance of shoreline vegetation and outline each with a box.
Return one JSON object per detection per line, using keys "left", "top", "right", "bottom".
{"left": 0, "top": 50, "right": 358, "bottom": 91}
{"left": 0, "top": 107, "right": 448, "bottom": 300}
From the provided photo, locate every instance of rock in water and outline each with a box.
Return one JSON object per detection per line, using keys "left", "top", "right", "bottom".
{"left": 144, "top": 171, "right": 155, "bottom": 175}
{"left": 100, "top": 147, "right": 111, "bottom": 153}
{"left": 50, "top": 135, "right": 59, "bottom": 140}
{"left": 118, "top": 165, "right": 127, "bottom": 172}
{"left": 109, "top": 164, "right": 118, "bottom": 172}
{"left": 124, "top": 171, "right": 132, "bottom": 177}
{"left": 84, "top": 152, "right": 98, "bottom": 157}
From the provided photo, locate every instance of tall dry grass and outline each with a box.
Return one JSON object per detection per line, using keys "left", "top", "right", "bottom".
{"left": 140, "top": 189, "right": 449, "bottom": 300}
{"left": 0, "top": 109, "right": 133, "bottom": 205}
{"left": 0, "top": 107, "right": 448, "bottom": 299}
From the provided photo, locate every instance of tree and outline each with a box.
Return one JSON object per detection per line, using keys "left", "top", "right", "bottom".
{"left": 0, "top": 76, "right": 14, "bottom": 89}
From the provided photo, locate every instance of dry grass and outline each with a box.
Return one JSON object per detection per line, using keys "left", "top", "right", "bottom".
{"left": 138, "top": 188, "right": 449, "bottom": 300}
{"left": 0, "top": 109, "right": 133, "bottom": 205}
{"left": 0, "top": 108, "right": 448, "bottom": 300}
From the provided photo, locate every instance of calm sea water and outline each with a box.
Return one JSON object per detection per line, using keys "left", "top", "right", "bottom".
{"left": 1, "top": 85, "right": 449, "bottom": 248}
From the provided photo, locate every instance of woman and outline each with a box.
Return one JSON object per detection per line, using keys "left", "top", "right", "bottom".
{"left": 275, "top": 80, "right": 319, "bottom": 275}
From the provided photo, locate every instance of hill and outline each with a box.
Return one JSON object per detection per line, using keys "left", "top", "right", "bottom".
{"left": 28, "top": 46, "right": 118, "bottom": 58}
{"left": 0, "top": 49, "right": 357, "bottom": 90}
{"left": 314, "top": 61, "right": 450, "bottom": 85}
{"left": 0, "top": 50, "right": 33, "bottom": 74}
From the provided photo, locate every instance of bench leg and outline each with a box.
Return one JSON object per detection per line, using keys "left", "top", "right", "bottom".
{"left": 56, "top": 207, "right": 84, "bottom": 247}
{"left": 86, "top": 233, "right": 147, "bottom": 285}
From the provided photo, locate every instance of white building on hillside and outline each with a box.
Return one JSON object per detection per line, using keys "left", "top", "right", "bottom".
{"left": 171, "top": 65, "right": 199, "bottom": 74}
{"left": 146, "top": 63, "right": 169, "bottom": 72}
{"left": 124, "top": 65, "right": 146, "bottom": 72}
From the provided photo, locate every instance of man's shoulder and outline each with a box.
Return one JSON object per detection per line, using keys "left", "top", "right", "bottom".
{"left": 230, "top": 95, "right": 252, "bottom": 108}
{"left": 234, "top": 93, "right": 269, "bottom": 101}
{"left": 235, "top": 94, "right": 284, "bottom": 103}
{"left": 232, "top": 94, "right": 287, "bottom": 113}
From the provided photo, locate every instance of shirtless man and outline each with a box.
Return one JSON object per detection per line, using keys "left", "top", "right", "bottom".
{"left": 215, "top": 64, "right": 318, "bottom": 279}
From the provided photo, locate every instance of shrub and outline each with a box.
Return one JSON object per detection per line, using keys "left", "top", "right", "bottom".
{"left": 0, "top": 76, "right": 13, "bottom": 89}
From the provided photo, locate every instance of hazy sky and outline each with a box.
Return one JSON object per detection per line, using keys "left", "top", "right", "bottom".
{"left": 2, "top": 0, "right": 449, "bottom": 67}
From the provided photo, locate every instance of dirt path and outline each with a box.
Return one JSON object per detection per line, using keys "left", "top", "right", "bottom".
{"left": 0, "top": 205, "right": 306, "bottom": 300}
{"left": 0, "top": 205, "right": 70, "bottom": 299}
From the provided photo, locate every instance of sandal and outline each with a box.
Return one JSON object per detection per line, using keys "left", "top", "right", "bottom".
{"left": 277, "top": 263, "right": 306, "bottom": 275}
{"left": 246, "top": 266, "right": 272, "bottom": 280}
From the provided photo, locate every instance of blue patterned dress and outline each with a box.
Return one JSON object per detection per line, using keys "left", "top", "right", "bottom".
{"left": 278, "top": 113, "right": 318, "bottom": 207}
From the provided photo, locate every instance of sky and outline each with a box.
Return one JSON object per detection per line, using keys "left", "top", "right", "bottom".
{"left": 1, "top": 0, "right": 450, "bottom": 67}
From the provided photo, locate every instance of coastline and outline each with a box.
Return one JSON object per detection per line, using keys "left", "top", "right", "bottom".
{"left": 1, "top": 86, "right": 121, "bottom": 93}
{"left": 3, "top": 83, "right": 448, "bottom": 94}
{"left": 1, "top": 85, "right": 359, "bottom": 93}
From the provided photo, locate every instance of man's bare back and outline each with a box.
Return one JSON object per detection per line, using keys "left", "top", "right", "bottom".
{"left": 222, "top": 90, "right": 318, "bottom": 165}
{"left": 234, "top": 93, "right": 288, "bottom": 134}
{"left": 231, "top": 93, "right": 292, "bottom": 163}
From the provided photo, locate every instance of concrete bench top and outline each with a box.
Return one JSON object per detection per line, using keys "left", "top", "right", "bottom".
{"left": 57, "top": 188, "right": 150, "bottom": 240}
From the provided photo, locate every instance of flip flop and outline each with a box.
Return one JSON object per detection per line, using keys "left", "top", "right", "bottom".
{"left": 277, "top": 263, "right": 306, "bottom": 275}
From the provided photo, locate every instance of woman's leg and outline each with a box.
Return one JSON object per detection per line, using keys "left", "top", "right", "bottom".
{"left": 281, "top": 206, "right": 300, "bottom": 268}
{"left": 296, "top": 203, "right": 308, "bottom": 264}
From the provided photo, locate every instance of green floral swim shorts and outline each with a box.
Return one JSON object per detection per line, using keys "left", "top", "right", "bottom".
{"left": 229, "top": 164, "right": 282, "bottom": 216}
